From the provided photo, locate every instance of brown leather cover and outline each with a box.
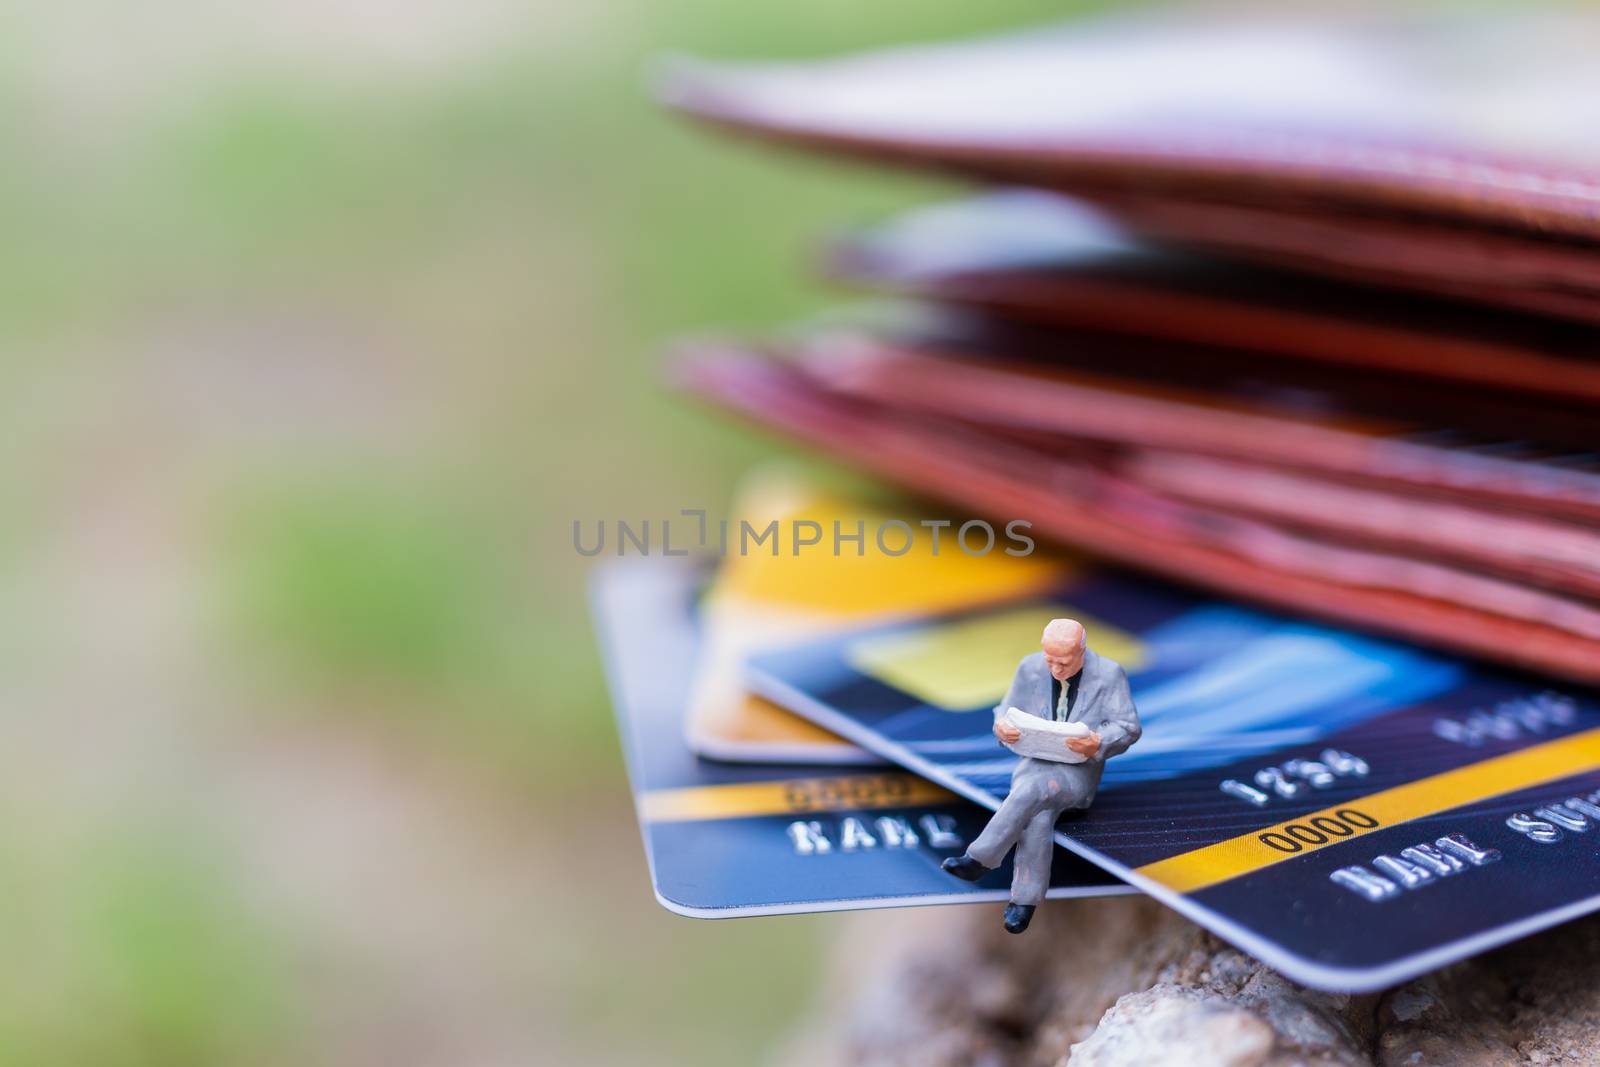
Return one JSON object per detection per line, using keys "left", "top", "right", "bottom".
{"left": 669, "top": 342, "right": 1600, "bottom": 684}
{"left": 662, "top": 9, "right": 1600, "bottom": 318}
{"left": 831, "top": 194, "right": 1600, "bottom": 400}
{"left": 1092, "top": 192, "right": 1600, "bottom": 325}
{"left": 811, "top": 320, "right": 1600, "bottom": 521}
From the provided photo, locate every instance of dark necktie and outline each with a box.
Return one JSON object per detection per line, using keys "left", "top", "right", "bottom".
{"left": 1053, "top": 672, "right": 1081, "bottom": 721}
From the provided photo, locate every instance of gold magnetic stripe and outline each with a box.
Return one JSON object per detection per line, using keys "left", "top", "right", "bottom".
{"left": 640, "top": 773, "right": 956, "bottom": 823}
{"left": 1136, "top": 726, "right": 1600, "bottom": 894}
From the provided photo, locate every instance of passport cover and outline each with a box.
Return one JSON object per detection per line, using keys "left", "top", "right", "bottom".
{"left": 662, "top": 9, "right": 1600, "bottom": 320}
{"left": 671, "top": 343, "right": 1600, "bottom": 684}
{"left": 831, "top": 193, "right": 1600, "bottom": 403}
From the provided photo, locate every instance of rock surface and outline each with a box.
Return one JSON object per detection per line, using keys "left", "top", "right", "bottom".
{"left": 778, "top": 898, "right": 1600, "bottom": 1067}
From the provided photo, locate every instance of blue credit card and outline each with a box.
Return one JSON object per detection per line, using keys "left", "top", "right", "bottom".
{"left": 747, "top": 570, "right": 1600, "bottom": 989}
{"left": 589, "top": 557, "right": 1128, "bottom": 916}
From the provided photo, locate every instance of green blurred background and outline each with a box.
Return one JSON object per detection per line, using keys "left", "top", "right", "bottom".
{"left": 8, "top": 0, "right": 1527, "bottom": 1061}
{"left": 4, "top": 2, "right": 1141, "bottom": 1063}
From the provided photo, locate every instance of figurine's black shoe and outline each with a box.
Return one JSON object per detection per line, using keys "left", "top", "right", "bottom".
{"left": 1003, "top": 903, "right": 1035, "bottom": 934}
{"left": 941, "top": 853, "right": 990, "bottom": 882}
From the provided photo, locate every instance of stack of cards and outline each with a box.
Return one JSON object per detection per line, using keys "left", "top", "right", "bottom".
{"left": 659, "top": 7, "right": 1600, "bottom": 684}
{"left": 597, "top": 7, "right": 1600, "bottom": 996}
{"left": 592, "top": 473, "right": 1128, "bottom": 917}
{"left": 594, "top": 471, "right": 1600, "bottom": 992}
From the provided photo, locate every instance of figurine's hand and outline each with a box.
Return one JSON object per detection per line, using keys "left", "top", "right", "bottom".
{"left": 994, "top": 721, "right": 1022, "bottom": 745}
{"left": 1065, "top": 730, "right": 1101, "bottom": 759}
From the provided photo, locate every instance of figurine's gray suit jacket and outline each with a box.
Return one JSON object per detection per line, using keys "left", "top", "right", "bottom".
{"left": 967, "top": 648, "right": 1140, "bottom": 905}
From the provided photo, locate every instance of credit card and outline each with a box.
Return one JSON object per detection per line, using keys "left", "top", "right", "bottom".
{"left": 684, "top": 466, "right": 1067, "bottom": 764}
{"left": 590, "top": 555, "right": 1128, "bottom": 916}
{"left": 747, "top": 574, "right": 1600, "bottom": 989}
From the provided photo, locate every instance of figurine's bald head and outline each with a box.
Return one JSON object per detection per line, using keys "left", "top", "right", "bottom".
{"left": 1041, "top": 618, "right": 1086, "bottom": 681}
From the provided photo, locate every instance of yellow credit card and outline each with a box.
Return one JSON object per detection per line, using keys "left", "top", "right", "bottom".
{"left": 685, "top": 466, "right": 1071, "bottom": 764}
{"left": 846, "top": 600, "right": 1145, "bottom": 711}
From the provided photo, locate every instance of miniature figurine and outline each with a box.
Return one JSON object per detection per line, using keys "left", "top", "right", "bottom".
{"left": 941, "top": 618, "right": 1141, "bottom": 933}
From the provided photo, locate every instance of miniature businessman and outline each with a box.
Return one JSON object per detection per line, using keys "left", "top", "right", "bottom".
{"left": 941, "top": 618, "right": 1141, "bottom": 933}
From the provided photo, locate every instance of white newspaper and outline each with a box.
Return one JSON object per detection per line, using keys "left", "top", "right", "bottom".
{"left": 999, "top": 706, "right": 1091, "bottom": 764}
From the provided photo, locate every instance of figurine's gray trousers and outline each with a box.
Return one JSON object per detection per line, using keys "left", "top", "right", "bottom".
{"left": 966, "top": 759, "right": 1100, "bottom": 905}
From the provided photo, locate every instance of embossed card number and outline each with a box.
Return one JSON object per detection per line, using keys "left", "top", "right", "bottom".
{"left": 1259, "top": 809, "right": 1379, "bottom": 853}
{"left": 1221, "top": 749, "right": 1370, "bottom": 807}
